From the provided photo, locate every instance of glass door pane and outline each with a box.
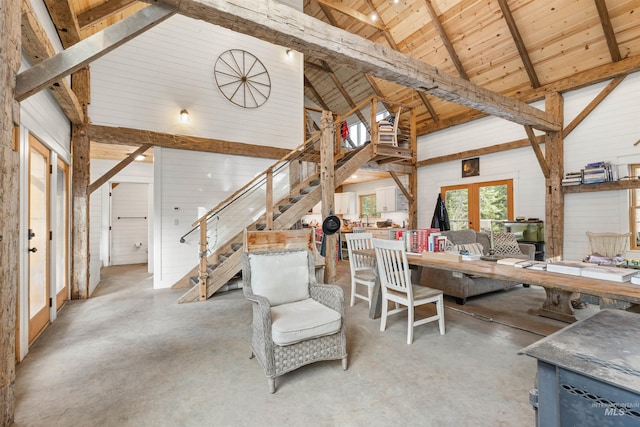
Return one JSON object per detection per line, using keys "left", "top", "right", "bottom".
{"left": 479, "top": 183, "right": 509, "bottom": 234}
{"left": 55, "top": 160, "right": 69, "bottom": 309}
{"left": 444, "top": 188, "right": 469, "bottom": 231}
{"left": 28, "top": 135, "right": 50, "bottom": 342}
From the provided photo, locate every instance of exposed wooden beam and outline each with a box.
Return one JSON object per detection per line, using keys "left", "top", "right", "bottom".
{"left": 42, "top": 0, "right": 82, "bottom": 48}
{"left": 87, "top": 124, "right": 291, "bottom": 159}
{"left": 314, "top": 0, "right": 386, "bottom": 31}
{"left": 15, "top": 3, "right": 176, "bottom": 102}
{"left": 88, "top": 144, "right": 151, "bottom": 194}
{"left": 319, "top": 0, "right": 439, "bottom": 123}
{"left": 77, "top": 0, "right": 138, "bottom": 30}
{"left": 563, "top": 75, "right": 625, "bottom": 137}
{"left": 525, "top": 125, "right": 549, "bottom": 178}
{"left": 320, "top": 110, "right": 337, "bottom": 283}
{"left": 20, "top": 0, "right": 84, "bottom": 124}
{"left": 423, "top": 54, "right": 640, "bottom": 135}
{"left": 321, "top": 61, "right": 372, "bottom": 133}
{"left": 389, "top": 171, "right": 413, "bottom": 203}
{"left": 544, "top": 93, "right": 564, "bottom": 260}
{"left": 150, "top": 0, "right": 560, "bottom": 131}
{"left": 417, "top": 137, "right": 539, "bottom": 167}
{"left": 423, "top": 0, "right": 468, "bottom": 81}
{"left": 497, "top": 0, "right": 540, "bottom": 88}
{"left": 594, "top": 0, "right": 621, "bottom": 62}
{"left": 303, "top": 75, "right": 331, "bottom": 110}
{"left": 420, "top": 73, "right": 626, "bottom": 167}
{"left": 0, "top": 0, "right": 21, "bottom": 422}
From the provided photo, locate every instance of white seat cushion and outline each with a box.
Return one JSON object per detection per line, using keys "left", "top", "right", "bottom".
{"left": 249, "top": 251, "right": 310, "bottom": 306}
{"left": 270, "top": 298, "right": 341, "bottom": 346}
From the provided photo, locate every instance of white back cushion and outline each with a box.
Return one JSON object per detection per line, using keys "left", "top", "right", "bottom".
{"left": 249, "top": 251, "right": 310, "bottom": 306}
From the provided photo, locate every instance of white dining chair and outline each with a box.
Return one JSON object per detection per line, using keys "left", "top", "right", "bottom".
{"left": 373, "top": 238, "right": 445, "bottom": 344}
{"left": 345, "top": 232, "right": 376, "bottom": 307}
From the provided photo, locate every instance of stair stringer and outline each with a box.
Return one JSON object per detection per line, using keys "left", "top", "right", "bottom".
{"left": 176, "top": 144, "right": 375, "bottom": 302}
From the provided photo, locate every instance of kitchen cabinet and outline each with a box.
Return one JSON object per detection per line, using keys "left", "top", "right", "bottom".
{"left": 376, "top": 187, "right": 408, "bottom": 212}
{"left": 311, "top": 192, "right": 356, "bottom": 215}
{"left": 335, "top": 192, "right": 356, "bottom": 215}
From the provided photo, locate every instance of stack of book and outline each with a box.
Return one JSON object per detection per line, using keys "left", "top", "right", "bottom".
{"left": 581, "top": 161, "right": 619, "bottom": 184}
{"left": 547, "top": 261, "right": 639, "bottom": 282}
{"left": 562, "top": 171, "right": 582, "bottom": 187}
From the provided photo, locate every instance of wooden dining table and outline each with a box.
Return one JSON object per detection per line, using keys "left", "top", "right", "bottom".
{"left": 359, "top": 249, "right": 640, "bottom": 323}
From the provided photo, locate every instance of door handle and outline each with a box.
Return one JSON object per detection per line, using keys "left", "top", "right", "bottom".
{"left": 28, "top": 247, "right": 37, "bottom": 253}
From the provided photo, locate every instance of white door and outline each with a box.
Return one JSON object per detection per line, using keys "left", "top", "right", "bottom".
{"left": 110, "top": 183, "right": 149, "bottom": 265}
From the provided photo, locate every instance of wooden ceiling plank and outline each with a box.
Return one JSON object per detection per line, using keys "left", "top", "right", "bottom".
{"left": 320, "top": 0, "right": 438, "bottom": 124}
{"left": 151, "top": 0, "right": 560, "bottom": 131}
{"left": 21, "top": 0, "right": 84, "bottom": 124}
{"left": 594, "top": 0, "right": 622, "bottom": 62}
{"left": 321, "top": 61, "right": 372, "bottom": 133}
{"left": 314, "top": 0, "right": 386, "bottom": 31}
{"left": 42, "top": 0, "right": 82, "bottom": 48}
{"left": 87, "top": 124, "right": 291, "bottom": 160}
{"left": 497, "top": 0, "right": 540, "bottom": 88}
{"left": 15, "top": 3, "right": 177, "bottom": 102}
{"left": 78, "top": 0, "right": 139, "bottom": 30}
{"left": 304, "top": 75, "right": 331, "bottom": 110}
{"left": 563, "top": 75, "right": 625, "bottom": 138}
{"left": 88, "top": 144, "right": 152, "bottom": 194}
{"left": 423, "top": 0, "right": 469, "bottom": 81}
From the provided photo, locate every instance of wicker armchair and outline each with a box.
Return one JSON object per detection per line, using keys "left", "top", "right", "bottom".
{"left": 241, "top": 249, "right": 348, "bottom": 393}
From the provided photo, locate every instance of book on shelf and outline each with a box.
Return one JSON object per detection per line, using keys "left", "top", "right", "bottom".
{"left": 580, "top": 265, "right": 638, "bottom": 282}
{"left": 546, "top": 261, "right": 592, "bottom": 276}
{"left": 461, "top": 253, "right": 482, "bottom": 261}
{"left": 631, "top": 275, "right": 640, "bottom": 285}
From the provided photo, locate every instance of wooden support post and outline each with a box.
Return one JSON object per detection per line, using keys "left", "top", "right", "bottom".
{"left": 408, "top": 106, "right": 418, "bottom": 229}
{"left": 544, "top": 93, "right": 564, "bottom": 261}
{"left": 1, "top": 0, "right": 20, "bottom": 423}
{"left": 265, "top": 169, "right": 274, "bottom": 230}
{"left": 320, "top": 110, "right": 336, "bottom": 283}
{"left": 71, "top": 67, "right": 91, "bottom": 300}
{"left": 198, "top": 219, "right": 208, "bottom": 301}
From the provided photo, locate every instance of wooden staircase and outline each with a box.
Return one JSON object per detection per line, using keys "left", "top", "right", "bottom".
{"left": 173, "top": 142, "right": 377, "bottom": 303}
{"left": 173, "top": 99, "right": 415, "bottom": 303}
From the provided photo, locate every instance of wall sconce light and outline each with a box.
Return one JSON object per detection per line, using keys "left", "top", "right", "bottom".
{"left": 179, "top": 109, "right": 190, "bottom": 124}
{"left": 286, "top": 48, "right": 293, "bottom": 58}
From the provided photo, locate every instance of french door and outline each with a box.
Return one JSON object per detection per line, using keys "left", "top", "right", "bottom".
{"left": 442, "top": 179, "right": 513, "bottom": 232}
{"left": 28, "top": 135, "right": 50, "bottom": 342}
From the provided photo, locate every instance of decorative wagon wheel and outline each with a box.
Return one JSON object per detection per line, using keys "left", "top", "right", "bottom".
{"left": 214, "top": 49, "right": 271, "bottom": 108}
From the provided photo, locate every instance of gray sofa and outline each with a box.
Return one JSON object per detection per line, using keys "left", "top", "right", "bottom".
{"left": 417, "top": 229, "right": 536, "bottom": 304}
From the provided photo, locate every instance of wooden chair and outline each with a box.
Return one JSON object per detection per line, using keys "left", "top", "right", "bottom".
{"left": 373, "top": 238, "right": 445, "bottom": 344}
{"left": 344, "top": 232, "right": 376, "bottom": 307}
{"left": 376, "top": 107, "right": 400, "bottom": 147}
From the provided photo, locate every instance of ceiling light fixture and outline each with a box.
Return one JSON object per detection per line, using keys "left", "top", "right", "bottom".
{"left": 135, "top": 155, "right": 146, "bottom": 161}
{"left": 179, "top": 109, "right": 190, "bottom": 124}
{"left": 371, "top": 13, "right": 377, "bottom": 21}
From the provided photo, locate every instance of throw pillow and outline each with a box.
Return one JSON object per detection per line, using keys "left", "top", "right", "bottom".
{"left": 492, "top": 232, "right": 522, "bottom": 256}
{"left": 449, "top": 242, "right": 484, "bottom": 255}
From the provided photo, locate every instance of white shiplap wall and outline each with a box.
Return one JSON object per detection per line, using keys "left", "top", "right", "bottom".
{"left": 415, "top": 71, "right": 640, "bottom": 261}
{"left": 153, "top": 148, "right": 273, "bottom": 288}
{"left": 89, "top": 160, "right": 154, "bottom": 295}
{"left": 89, "top": 14, "right": 303, "bottom": 150}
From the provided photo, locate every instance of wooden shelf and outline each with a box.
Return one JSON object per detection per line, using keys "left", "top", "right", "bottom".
{"left": 562, "top": 179, "right": 640, "bottom": 193}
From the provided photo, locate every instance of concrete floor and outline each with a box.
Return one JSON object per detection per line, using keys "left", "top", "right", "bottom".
{"left": 13, "top": 262, "right": 597, "bottom": 426}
